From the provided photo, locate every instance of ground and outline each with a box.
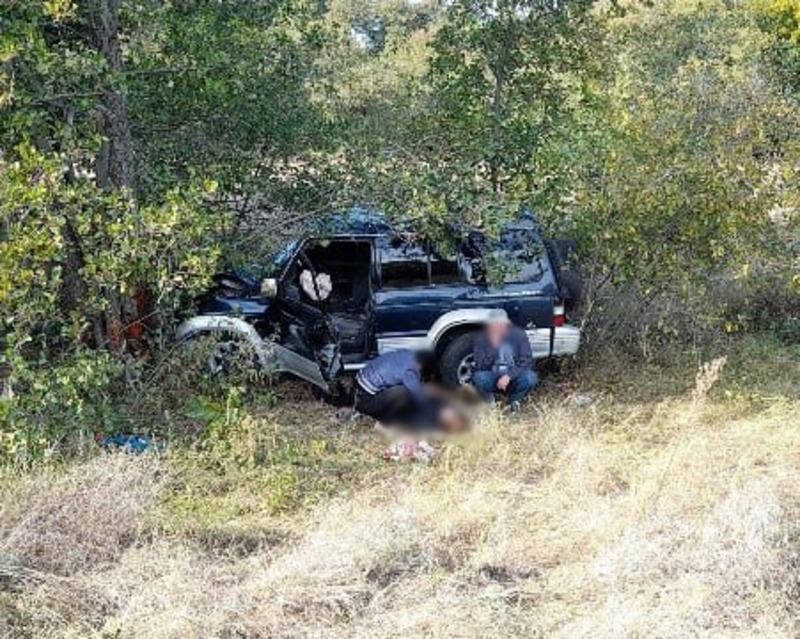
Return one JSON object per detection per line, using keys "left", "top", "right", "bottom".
{"left": 1, "top": 334, "right": 799, "bottom": 638}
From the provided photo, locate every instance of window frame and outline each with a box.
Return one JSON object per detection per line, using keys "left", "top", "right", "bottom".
{"left": 376, "top": 234, "right": 465, "bottom": 290}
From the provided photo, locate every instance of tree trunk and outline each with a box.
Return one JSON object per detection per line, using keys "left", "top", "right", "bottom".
{"left": 84, "top": 0, "right": 136, "bottom": 350}
{"left": 490, "top": 61, "right": 505, "bottom": 193}
{"left": 88, "top": 0, "right": 135, "bottom": 192}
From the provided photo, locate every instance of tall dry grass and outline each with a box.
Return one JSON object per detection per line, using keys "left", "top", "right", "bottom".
{"left": 1, "top": 348, "right": 799, "bottom": 638}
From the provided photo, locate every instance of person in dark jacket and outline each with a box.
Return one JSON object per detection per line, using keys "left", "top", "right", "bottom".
{"left": 355, "top": 349, "right": 466, "bottom": 432}
{"left": 472, "top": 309, "right": 538, "bottom": 410}
{"left": 355, "top": 349, "right": 434, "bottom": 425}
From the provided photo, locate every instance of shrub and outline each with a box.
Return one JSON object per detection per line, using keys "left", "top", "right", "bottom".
{"left": 0, "top": 146, "right": 227, "bottom": 468}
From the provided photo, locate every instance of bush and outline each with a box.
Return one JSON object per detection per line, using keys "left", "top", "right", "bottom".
{"left": 0, "top": 146, "right": 227, "bottom": 469}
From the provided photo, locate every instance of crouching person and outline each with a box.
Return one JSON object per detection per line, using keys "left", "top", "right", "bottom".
{"left": 355, "top": 349, "right": 466, "bottom": 433}
{"left": 472, "top": 309, "right": 538, "bottom": 412}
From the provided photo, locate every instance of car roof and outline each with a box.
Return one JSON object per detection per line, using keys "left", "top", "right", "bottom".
{"left": 306, "top": 207, "right": 541, "bottom": 239}
{"left": 306, "top": 207, "right": 394, "bottom": 238}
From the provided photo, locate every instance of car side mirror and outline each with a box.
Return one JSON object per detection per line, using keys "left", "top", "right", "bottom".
{"left": 260, "top": 277, "right": 278, "bottom": 299}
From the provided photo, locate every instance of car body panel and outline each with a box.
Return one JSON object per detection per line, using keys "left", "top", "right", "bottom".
{"left": 527, "top": 326, "right": 581, "bottom": 359}
{"left": 175, "top": 314, "right": 328, "bottom": 387}
{"left": 372, "top": 307, "right": 581, "bottom": 359}
{"left": 374, "top": 286, "right": 458, "bottom": 337}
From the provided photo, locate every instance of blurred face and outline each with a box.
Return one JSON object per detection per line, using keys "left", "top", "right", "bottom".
{"left": 438, "top": 406, "right": 469, "bottom": 433}
{"left": 487, "top": 320, "right": 510, "bottom": 346}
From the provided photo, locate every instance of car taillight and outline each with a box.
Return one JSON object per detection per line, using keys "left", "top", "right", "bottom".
{"left": 554, "top": 304, "right": 565, "bottom": 327}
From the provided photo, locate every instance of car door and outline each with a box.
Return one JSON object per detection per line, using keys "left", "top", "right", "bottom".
{"left": 268, "top": 241, "right": 343, "bottom": 388}
{"left": 372, "top": 233, "right": 458, "bottom": 352}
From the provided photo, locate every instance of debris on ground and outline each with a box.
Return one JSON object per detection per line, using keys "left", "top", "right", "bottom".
{"left": 571, "top": 392, "right": 597, "bottom": 408}
{"left": 96, "top": 434, "right": 160, "bottom": 454}
{"left": 334, "top": 407, "right": 360, "bottom": 423}
{"left": 382, "top": 439, "right": 437, "bottom": 463}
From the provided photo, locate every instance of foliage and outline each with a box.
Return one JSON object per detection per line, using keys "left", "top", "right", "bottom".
{"left": 1, "top": 0, "right": 799, "bottom": 467}
{"left": 309, "top": 0, "right": 601, "bottom": 234}
{"left": 0, "top": 144, "right": 224, "bottom": 468}
{"left": 428, "top": 0, "right": 596, "bottom": 200}
{"left": 564, "top": 1, "right": 800, "bottom": 306}
{"left": 161, "top": 388, "right": 381, "bottom": 527}
{"left": 124, "top": 0, "right": 326, "bottom": 205}
{"left": 755, "top": 0, "right": 800, "bottom": 92}
{"left": 0, "top": 146, "right": 223, "bottom": 336}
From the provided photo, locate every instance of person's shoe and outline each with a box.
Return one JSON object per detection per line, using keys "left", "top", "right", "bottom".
{"left": 509, "top": 401, "right": 522, "bottom": 414}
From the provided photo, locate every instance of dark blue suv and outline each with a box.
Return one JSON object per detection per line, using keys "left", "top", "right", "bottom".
{"left": 177, "top": 210, "right": 582, "bottom": 390}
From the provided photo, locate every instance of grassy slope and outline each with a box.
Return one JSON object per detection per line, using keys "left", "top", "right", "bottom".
{"left": 1, "top": 334, "right": 799, "bottom": 638}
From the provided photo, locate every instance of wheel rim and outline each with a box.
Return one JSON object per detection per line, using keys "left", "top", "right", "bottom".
{"left": 457, "top": 354, "right": 475, "bottom": 385}
{"left": 206, "top": 340, "right": 238, "bottom": 376}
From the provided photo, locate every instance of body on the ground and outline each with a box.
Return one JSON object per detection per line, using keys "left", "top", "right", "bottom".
{"left": 354, "top": 349, "right": 467, "bottom": 433}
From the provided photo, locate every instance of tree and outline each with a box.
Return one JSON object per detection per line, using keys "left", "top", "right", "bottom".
{"left": 754, "top": 0, "right": 800, "bottom": 93}
{"left": 320, "top": 0, "right": 601, "bottom": 237}
{"left": 553, "top": 0, "right": 800, "bottom": 346}
{"left": 125, "top": 0, "right": 325, "bottom": 208}
{"left": 0, "top": 1, "right": 226, "bottom": 464}
{"left": 428, "top": 0, "right": 596, "bottom": 198}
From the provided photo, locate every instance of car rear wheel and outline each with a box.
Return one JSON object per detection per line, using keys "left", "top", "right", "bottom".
{"left": 440, "top": 332, "right": 479, "bottom": 388}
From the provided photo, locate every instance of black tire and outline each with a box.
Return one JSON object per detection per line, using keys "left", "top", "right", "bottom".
{"left": 181, "top": 331, "right": 262, "bottom": 380}
{"left": 548, "top": 238, "right": 584, "bottom": 311}
{"left": 439, "top": 332, "right": 479, "bottom": 388}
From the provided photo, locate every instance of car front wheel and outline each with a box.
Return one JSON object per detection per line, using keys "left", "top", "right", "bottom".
{"left": 439, "top": 332, "right": 479, "bottom": 388}
{"left": 181, "top": 332, "right": 261, "bottom": 379}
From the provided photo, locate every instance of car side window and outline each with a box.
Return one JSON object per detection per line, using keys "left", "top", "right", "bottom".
{"left": 378, "top": 234, "right": 430, "bottom": 288}
{"left": 462, "top": 229, "right": 544, "bottom": 285}
{"left": 429, "top": 248, "right": 461, "bottom": 285}
{"left": 501, "top": 228, "right": 545, "bottom": 283}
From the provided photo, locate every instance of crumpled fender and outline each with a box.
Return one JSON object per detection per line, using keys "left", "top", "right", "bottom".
{"left": 176, "top": 315, "right": 274, "bottom": 368}
{"left": 175, "top": 315, "right": 328, "bottom": 389}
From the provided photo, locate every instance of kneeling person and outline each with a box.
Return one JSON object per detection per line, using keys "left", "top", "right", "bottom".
{"left": 355, "top": 350, "right": 465, "bottom": 432}
{"left": 472, "top": 309, "right": 538, "bottom": 411}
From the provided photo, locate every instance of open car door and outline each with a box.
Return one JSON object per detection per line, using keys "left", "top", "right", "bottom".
{"left": 270, "top": 338, "right": 338, "bottom": 390}
{"left": 267, "top": 244, "right": 344, "bottom": 389}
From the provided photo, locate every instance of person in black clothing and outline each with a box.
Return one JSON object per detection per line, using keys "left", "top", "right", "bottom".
{"left": 355, "top": 349, "right": 434, "bottom": 424}
{"left": 355, "top": 350, "right": 466, "bottom": 432}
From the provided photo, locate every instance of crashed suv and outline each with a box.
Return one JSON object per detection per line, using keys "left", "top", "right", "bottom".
{"left": 177, "top": 210, "right": 582, "bottom": 390}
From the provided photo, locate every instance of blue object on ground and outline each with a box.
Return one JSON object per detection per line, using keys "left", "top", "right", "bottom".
{"left": 97, "top": 434, "right": 160, "bottom": 454}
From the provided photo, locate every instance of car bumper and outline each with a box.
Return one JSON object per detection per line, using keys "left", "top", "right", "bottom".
{"left": 527, "top": 325, "right": 581, "bottom": 359}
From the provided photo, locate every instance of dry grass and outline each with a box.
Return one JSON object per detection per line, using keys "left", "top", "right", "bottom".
{"left": 0, "top": 454, "right": 164, "bottom": 637}
{"left": 1, "top": 338, "right": 799, "bottom": 638}
{"left": 0, "top": 454, "right": 163, "bottom": 577}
